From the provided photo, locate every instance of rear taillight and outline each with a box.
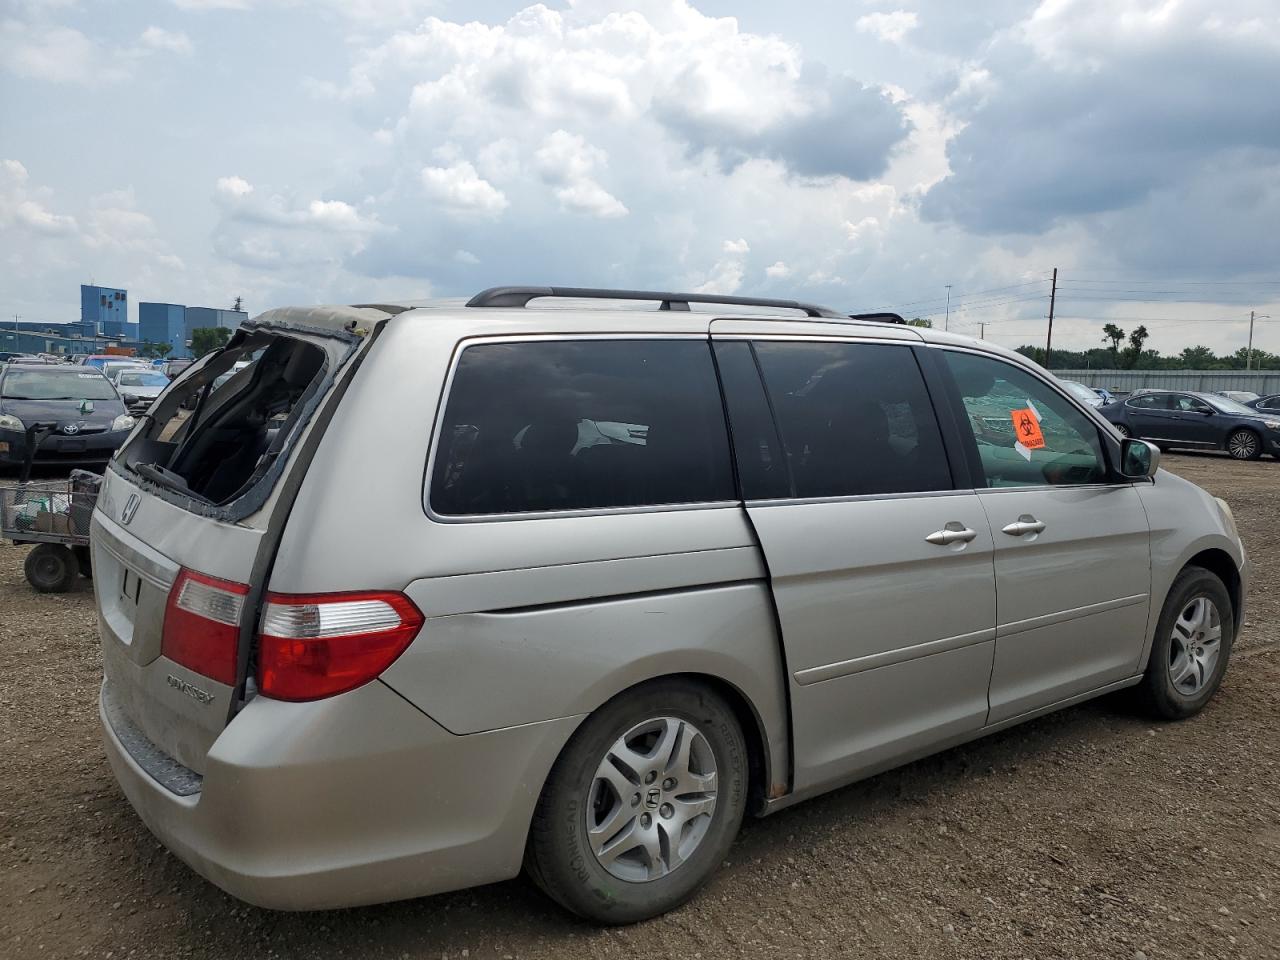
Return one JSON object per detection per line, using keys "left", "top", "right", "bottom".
{"left": 256, "top": 591, "right": 424, "bottom": 702}
{"left": 162, "top": 568, "right": 250, "bottom": 686}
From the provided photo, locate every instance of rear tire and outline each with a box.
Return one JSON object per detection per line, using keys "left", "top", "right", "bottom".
{"left": 1138, "top": 567, "right": 1233, "bottom": 720}
{"left": 1226, "top": 429, "right": 1262, "bottom": 460}
{"left": 24, "top": 543, "right": 80, "bottom": 593}
{"left": 525, "top": 679, "right": 748, "bottom": 924}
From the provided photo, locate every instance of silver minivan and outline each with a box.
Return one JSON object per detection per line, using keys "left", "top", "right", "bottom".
{"left": 94, "top": 287, "right": 1248, "bottom": 924}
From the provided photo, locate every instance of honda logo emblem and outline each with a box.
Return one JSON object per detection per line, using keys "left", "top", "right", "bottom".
{"left": 121, "top": 493, "right": 140, "bottom": 525}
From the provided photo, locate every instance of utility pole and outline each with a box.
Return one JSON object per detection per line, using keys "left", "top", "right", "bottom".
{"left": 1248, "top": 311, "right": 1255, "bottom": 371}
{"left": 980, "top": 322, "right": 986, "bottom": 340}
{"left": 1045, "top": 267, "right": 1058, "bottom": 363}
{"left": 944, "top": 285, "right": 952, "bottom": 332}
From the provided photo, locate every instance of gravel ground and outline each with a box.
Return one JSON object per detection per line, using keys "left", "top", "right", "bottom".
{"left": 2, "top": 452, "right": 1277, "bottom": 960}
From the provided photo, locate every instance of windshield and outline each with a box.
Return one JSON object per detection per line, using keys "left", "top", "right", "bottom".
{"left": 1208, "top": 395, "right": 1263, "bottom": 416}
{"left": 1, "top": 369, "right": 118, "bottom": 400}
{"left": 119, "top": 371, "right": 169, "bottom": 387}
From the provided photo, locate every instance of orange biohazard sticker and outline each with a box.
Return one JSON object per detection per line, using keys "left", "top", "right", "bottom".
{"left": 1010, "top": 408, "right": 1045, "bottom": 449}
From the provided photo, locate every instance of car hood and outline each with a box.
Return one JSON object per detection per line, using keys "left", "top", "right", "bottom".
{"left": 118, "top": 385, "right": 165, "bottom": 398}
{"left": 0, "top": 396, "right": 125, "bottom": 429}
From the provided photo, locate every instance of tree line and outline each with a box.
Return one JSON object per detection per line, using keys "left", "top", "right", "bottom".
{"left": 1018, "top": 323, "right": 1275, "bottom": 371}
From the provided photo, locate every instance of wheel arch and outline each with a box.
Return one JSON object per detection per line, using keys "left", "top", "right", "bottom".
{"left": 554, "top": 671, "right": 778, "bottom": 816}
{"left": 1183, "top": 548, "right": 1243, "bottom": 628}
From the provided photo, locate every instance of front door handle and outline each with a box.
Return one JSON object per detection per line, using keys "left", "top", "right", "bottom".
{"left": 1001, "top": 515, "right": 1047, "bottom": 536}
{"left": 925, "top": 523, "right": 978, "bottom": 546}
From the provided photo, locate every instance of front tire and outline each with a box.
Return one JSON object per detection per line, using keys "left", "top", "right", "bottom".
{"left": 526, "top": 679, "right": 748, "bottom": 924}
{"left": 1139, "top": 567, "right": 1233, "bottom": 720}
{"left": 1227, "top": 428, "right": 1262, "bottom": 460}
{"left": 1114, "top": 423, "right": 1132, "bottom": 438}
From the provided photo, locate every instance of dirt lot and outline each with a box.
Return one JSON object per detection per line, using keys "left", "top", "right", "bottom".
{"left": 2, "top": 453, "right": 1278, "bottom": 960}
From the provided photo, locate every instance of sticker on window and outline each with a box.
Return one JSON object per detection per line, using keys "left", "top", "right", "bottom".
{"left": 1011, "top": 406, "right": 1045, "bottom": 461}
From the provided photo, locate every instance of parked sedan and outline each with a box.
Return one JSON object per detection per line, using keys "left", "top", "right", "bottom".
{"left": 1247, "top": 394, "right": 1280, "bottom": 414}
{"left": 0, "top": 365, "right": 135, "bottom": 471}
{"left": 1059, "top": 379, "right": 1105, "bottom": 407}
{"left": 1101, "top": 389, "right": 1280, "bottom": 460}
{"left": 1217, "top": 390, "right": 1260, "bottom": 404}
{"left": 111, "top": 368, "right": 171, "bottom": 415}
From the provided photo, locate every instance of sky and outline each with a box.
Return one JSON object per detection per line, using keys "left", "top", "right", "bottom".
{"left": 2, "top": 0, "right": 1279, "bottom": 358}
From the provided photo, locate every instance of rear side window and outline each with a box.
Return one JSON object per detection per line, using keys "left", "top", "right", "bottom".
{"left": 751, "top": 341, "right": 953, "bottom": 498}
{"left": 430, "top": 339, "right": 735, "bottom": 516}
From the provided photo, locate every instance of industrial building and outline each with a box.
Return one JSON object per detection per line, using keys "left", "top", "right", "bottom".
{"left": 183, "top": 306, "right": 248, "bottom": 339}
{"left": 5, "top": 285, "right": 249, "bottom": 359}
{"left": 81, "top": 284, "right": 136, "bottom": 339}
{"left": 138, "top": 302, "right": 187, "bottom": 353}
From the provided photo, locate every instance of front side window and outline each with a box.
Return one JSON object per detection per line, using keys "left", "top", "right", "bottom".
{"left": 1170, "top": 394, "right": 1213, "bottom": 414}
{"left": 751, "top": 340, "right": 952, "bottom": 498}
{"left": 430, "top": 339, "right": 734, "bottom": 515}
{"left": 943, "top": 351, "right": 1107, "bottom": 487}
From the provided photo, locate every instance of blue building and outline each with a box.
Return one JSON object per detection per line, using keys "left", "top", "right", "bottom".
{"left": 80, "top": 284, "right": 134, "bottom": 338}
{"left": 139, "top": 302, "right": 188, "bottom": 356}
{"left": 184, "top": 306, "right": 248, "bottom": 340}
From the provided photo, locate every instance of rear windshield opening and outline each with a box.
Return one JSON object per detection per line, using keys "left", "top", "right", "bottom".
{"left": 122, "top": 336, "right": 327, "bottom": 510}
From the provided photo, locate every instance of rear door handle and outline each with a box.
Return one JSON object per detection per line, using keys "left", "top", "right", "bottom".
{"left": 925, "top": 523, "right": 978, "bottom": 546}
{"left": 1001, "top": 515, "right": 1046, "bottom": 536}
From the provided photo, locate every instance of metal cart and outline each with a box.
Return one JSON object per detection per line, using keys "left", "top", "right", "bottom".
{"left": 0, "top": 423, "right": 102, "bottom": 592}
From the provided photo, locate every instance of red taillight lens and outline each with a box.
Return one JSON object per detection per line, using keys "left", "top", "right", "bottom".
{"left": 162, "top": 568, "right": 250, "bottom": 686}
{"left": 256, "top": 591, "right": 424, "bottom": 702}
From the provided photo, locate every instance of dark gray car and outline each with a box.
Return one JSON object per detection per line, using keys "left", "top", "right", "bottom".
{"left": 0, "top": 365, "right": 135, "bottom": 470}
{"left": 1102, "top": 389, "right": 1280, "bottom": 460}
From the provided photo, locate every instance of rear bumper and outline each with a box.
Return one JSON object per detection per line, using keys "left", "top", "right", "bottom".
{"left": 100, "top": 678, "right": 582, "bottom": 910}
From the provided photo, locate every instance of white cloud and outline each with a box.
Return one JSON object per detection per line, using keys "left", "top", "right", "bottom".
{"left": 534, "top": 131, "right": 628, "bottom": 218}
{"left": 420, "top": 162, "right": 509, "bottom": 217}
{"left": 0, "top": 160, "right": 78, "bottom": 236}
{"left": 139, "top": 26, "right": 194, "bottom": 55}
{"left": 723, "top": 238, "right": 749, "bottom": 254}
{"left": 855, "top": 10, "right": 920, "bottom": 45}
{"left": 1, "top": 23, "right": 108, "bottom": 84}
{"left": 765, "top": 261, "right": 791, "bottom": 280}
{"left": 215, "top": 175, "right": 254, "bottom": 199}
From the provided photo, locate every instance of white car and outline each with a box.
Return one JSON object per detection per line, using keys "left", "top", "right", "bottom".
{"left": 111, "top": 367, "right": 172, "bottom": 414}
{"left": 1059, "top": 379, "right": 1106, "bottom": 407}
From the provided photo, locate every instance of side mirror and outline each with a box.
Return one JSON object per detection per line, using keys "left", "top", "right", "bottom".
{"left": 1201, "top": 407, "right": 1215, "bottom": 415}
{"left": 1120, "top": 438, "right": 1160, "bottom": 479}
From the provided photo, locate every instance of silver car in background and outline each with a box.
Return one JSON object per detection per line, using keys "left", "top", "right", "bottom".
{"left": 93, "top": 287, "right": 1248, "bottom": 924}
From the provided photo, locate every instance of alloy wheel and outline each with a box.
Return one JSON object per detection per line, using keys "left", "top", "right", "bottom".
{"left": 1169, "top": 596, "right": 1222, "bottom": 695}
{"left": 1227, "top": 430, "right": 1259, "bottom": 459}
{"left": 586, "top": 716, "right": 718, "bottom": 882}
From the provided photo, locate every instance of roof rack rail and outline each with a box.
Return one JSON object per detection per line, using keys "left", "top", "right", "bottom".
{"left": 848, "top": 312, "right": 908, "bottom": 325}
{"left": 466, "top": 286, "right": 846, "bottom": 319}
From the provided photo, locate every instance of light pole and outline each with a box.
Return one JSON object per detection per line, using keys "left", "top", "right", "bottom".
{"left": 944, "top": 285, "right": 952, "bottom": 332}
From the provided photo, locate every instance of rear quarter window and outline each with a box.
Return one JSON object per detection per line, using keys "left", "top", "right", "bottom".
{"left": 429, "top": 339, "right": 735, "bottom": 516}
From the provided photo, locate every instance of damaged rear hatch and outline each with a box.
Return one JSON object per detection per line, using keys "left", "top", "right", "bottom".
{"left": 94, "top": 306, "right": 392, "bottom": 790}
